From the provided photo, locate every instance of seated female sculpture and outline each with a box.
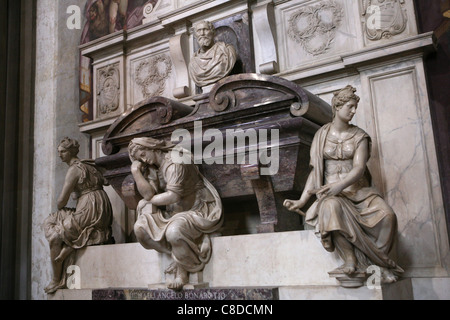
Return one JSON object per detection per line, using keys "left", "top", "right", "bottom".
{"left": 44, "top": 137, "right": 113, "bottom": 294}
{"left": 128, "top": 137, "right": 223, "bottom": 291}
{"left": 284, "top": 86, "right": 403, "bottom": 284}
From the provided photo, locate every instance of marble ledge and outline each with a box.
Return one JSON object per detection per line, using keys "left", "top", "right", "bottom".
{"left": 78, "top": 117, "right": 118, "bottom": 134}
{"left": 48, "top": 280, "right": 418, "bottom": 300}
{"left": 158, "top": 0, "right": 236, "bottom": 27}
{"left": 79, "top": 30, "right": 126, "bottom": 60}
{"left": 341, "top": 32, "right": 435, "bottom": 68}
{"left": 279, "top": 32, "right": 434, "bottom": 82}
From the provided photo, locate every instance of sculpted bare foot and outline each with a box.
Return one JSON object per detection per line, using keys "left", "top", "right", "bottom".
{"left": 167, "top": 265, "right": 189, "bottom": 291}
{"left": 381, "top": 268, "right": 398, "bottom": 284}
{"left": 44, "top": 279, "right": 61, "bottom": 294}
{"left": 340, "top": 262, "right": 357, "bottom": 275}
{"left": 332, "top": 261, "right": 357, "bottom": 275}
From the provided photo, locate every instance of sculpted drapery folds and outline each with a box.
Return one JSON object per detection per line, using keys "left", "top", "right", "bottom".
{"left": 44, "top": 138, "right": 113, "bottom": 294}
{"left": 189, "top": 20, "right": 237, "bottom": 88}
{"left": 284, "top": 86, "right": 403, "bottom": 285}
{"left": 128, "top": 138, "right": 223, "bottom": 291}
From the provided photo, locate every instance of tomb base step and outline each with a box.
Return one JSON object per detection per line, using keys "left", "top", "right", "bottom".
{"left": 48, "top": 279, "right": 413, "bottom": 300}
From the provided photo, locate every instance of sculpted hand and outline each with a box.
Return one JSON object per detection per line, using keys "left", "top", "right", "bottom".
{"left": 136, "top": 198, "right": 153, "bottom": 214}
{"left": 316, "top": 182, "right": 345, "bottom": 198}
{"left": 131, "top": 160, "right": 144, "bottom": 174}
{"left": 283, "top": 199, "right": 307, "bottom": 216}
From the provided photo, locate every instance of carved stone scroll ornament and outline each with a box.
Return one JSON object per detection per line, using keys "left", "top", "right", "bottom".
{"left": 362, "top": 0, "right": 408, "bottom": 40}
{"left": 209, "top": 73, "right": 333, "bottom": 126}
{"left": 97, "top": 64, "right": 120, "bottom": 116}
{"left": 253, "top": 2, "right": 279, "bottom": 74}
{"left": 101, "top": 97, "right": 193, "bottom": 156}
{"left": 135, "top": 54, "right": 172, "bottom": 100}
{"left": 288, "top": 0, "right": 344, "bottom": 56}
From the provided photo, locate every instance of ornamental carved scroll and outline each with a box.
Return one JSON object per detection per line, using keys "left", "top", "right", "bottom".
{"left": 287, "top": 1, "right": 344, "bottom": 56}
{"left": 362, "top": 0, "right": 408, "bottom": 40}
{"left": 97, "top": 64, "right": 120, "bottom": 116}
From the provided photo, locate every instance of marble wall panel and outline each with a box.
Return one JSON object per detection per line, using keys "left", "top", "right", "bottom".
{"left": 359, "top": 57, "right": 449, "bottom": 276}
{"left": 127, "top": 45, "right": 175, "bottom": 106}
{"left": 358, "top": 0, "right": 418, "bottom": 47}
{"left": 276, "top": 0, "right": 362, "bottom": 72}
{"left": 93, "top": 59, "right": 125, "bottom": 120}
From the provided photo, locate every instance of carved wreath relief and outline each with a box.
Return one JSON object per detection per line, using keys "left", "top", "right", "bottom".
{"left": 135, "top": 54, "right": 172, "bottom": 99}
{"left": 97, "top": 64, "right": 120, "bottom": 116}
{"left": 288, "top": 0, "right": 344, "bottom": 56}
{"left": 362, "top": 0, "right": 408, "bottom": 40}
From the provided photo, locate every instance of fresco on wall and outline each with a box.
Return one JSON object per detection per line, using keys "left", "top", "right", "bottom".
{"left": 79, "top": 0, "right": 159, "bottom": 122}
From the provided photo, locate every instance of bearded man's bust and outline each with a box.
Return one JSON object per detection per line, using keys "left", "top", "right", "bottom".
{"left": 189, "top": 21, "right": 237, "bottom": 88}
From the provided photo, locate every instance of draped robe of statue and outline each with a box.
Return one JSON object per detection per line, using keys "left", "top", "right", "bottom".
{"left": 305, "top": 123, "right": 404, "bottom": 275}
{"left": 189, "top": 41, "right": 237, "bottom": 87}
{"left": 134, "top": 154, "right": 223, "bottom": 273}
{"left": 44, "top": 160, "right": 113, "bottom": 248}
{"left": 44, "top": 159, "right": 113, "bottom": 290}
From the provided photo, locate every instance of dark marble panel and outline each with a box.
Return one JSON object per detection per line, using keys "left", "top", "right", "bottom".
{"left": 92, "top": 288, "right": 279, "bottom": 300}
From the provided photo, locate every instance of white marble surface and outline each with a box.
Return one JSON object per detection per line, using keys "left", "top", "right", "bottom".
{"left": 47, "top": 289, "right": 93, "bottom": 301}
{"left": 75, "top": 243, "right": 163, "bottom": 288}
{"left": 53, "top": 231, "right": 342, "bottom": 290}
{"left": 32, "top": 0, "right": 89, "bottom": 300}
{"left": 410, "top": 278, "right": 450, "bottom": 300}
{"left": 204, "top": 231, "right": 342, "bottom": 287}
{"left": 359, "top": 57, "right": 449, "bottom": 276}
{"left": 275, "top": 0, "right": 362, "bottom": 73}
{"left": 32, "top": 0, "right": 58, "bottom": 300}
{"left": 279, "top": 279, "right": 414, "bottom": 300}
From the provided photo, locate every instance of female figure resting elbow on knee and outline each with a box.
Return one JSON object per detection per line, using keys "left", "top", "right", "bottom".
{"left": 128, "top": 137, "right": 223, "bottom": 291}
{"left": 284, "top": 85, "right": 403, "bottom": 283}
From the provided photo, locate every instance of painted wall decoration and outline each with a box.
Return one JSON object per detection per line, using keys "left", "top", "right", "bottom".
{"left": 79, "top": 0, "right": 159, "bottom": 122}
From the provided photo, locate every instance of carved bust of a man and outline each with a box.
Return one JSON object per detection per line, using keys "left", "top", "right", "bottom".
{"left": 189, "top": 20, "right": 237, "bottom": 88}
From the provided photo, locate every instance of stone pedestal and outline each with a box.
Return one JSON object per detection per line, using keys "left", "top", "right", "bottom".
{"left": 279, "top": 279, "right": 414, "bottom": 300}
{"left": 49, "top": 281, "right": 413, "bottom": 300}
{"left": 46, "top": 231, "right": 448, "bottom": 300}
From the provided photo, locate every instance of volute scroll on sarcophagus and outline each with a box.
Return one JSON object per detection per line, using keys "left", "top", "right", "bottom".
{"left": 101, "top": 96, "right": 194, "bottom": 156}
{"left": 208, "top": 73, "right": 332, "bottom": 125}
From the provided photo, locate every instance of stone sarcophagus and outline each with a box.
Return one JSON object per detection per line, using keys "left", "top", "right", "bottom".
{"left": 96, "top": 73, "right": 332, "bottom": 233}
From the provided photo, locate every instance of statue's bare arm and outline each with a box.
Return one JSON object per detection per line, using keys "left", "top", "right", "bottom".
{"left": 57, "top": 166, "right": 80, "bottom": 210}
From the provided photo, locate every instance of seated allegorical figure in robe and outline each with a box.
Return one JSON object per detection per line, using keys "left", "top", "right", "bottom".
{"left": 128, "top": 137, "right": 223, "bottom": 291}
{"left": 284, "top": 86, "right": 404, "bottom": 284}
{"left": 44, "top": 137, "right": 113, "bottom": 294}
